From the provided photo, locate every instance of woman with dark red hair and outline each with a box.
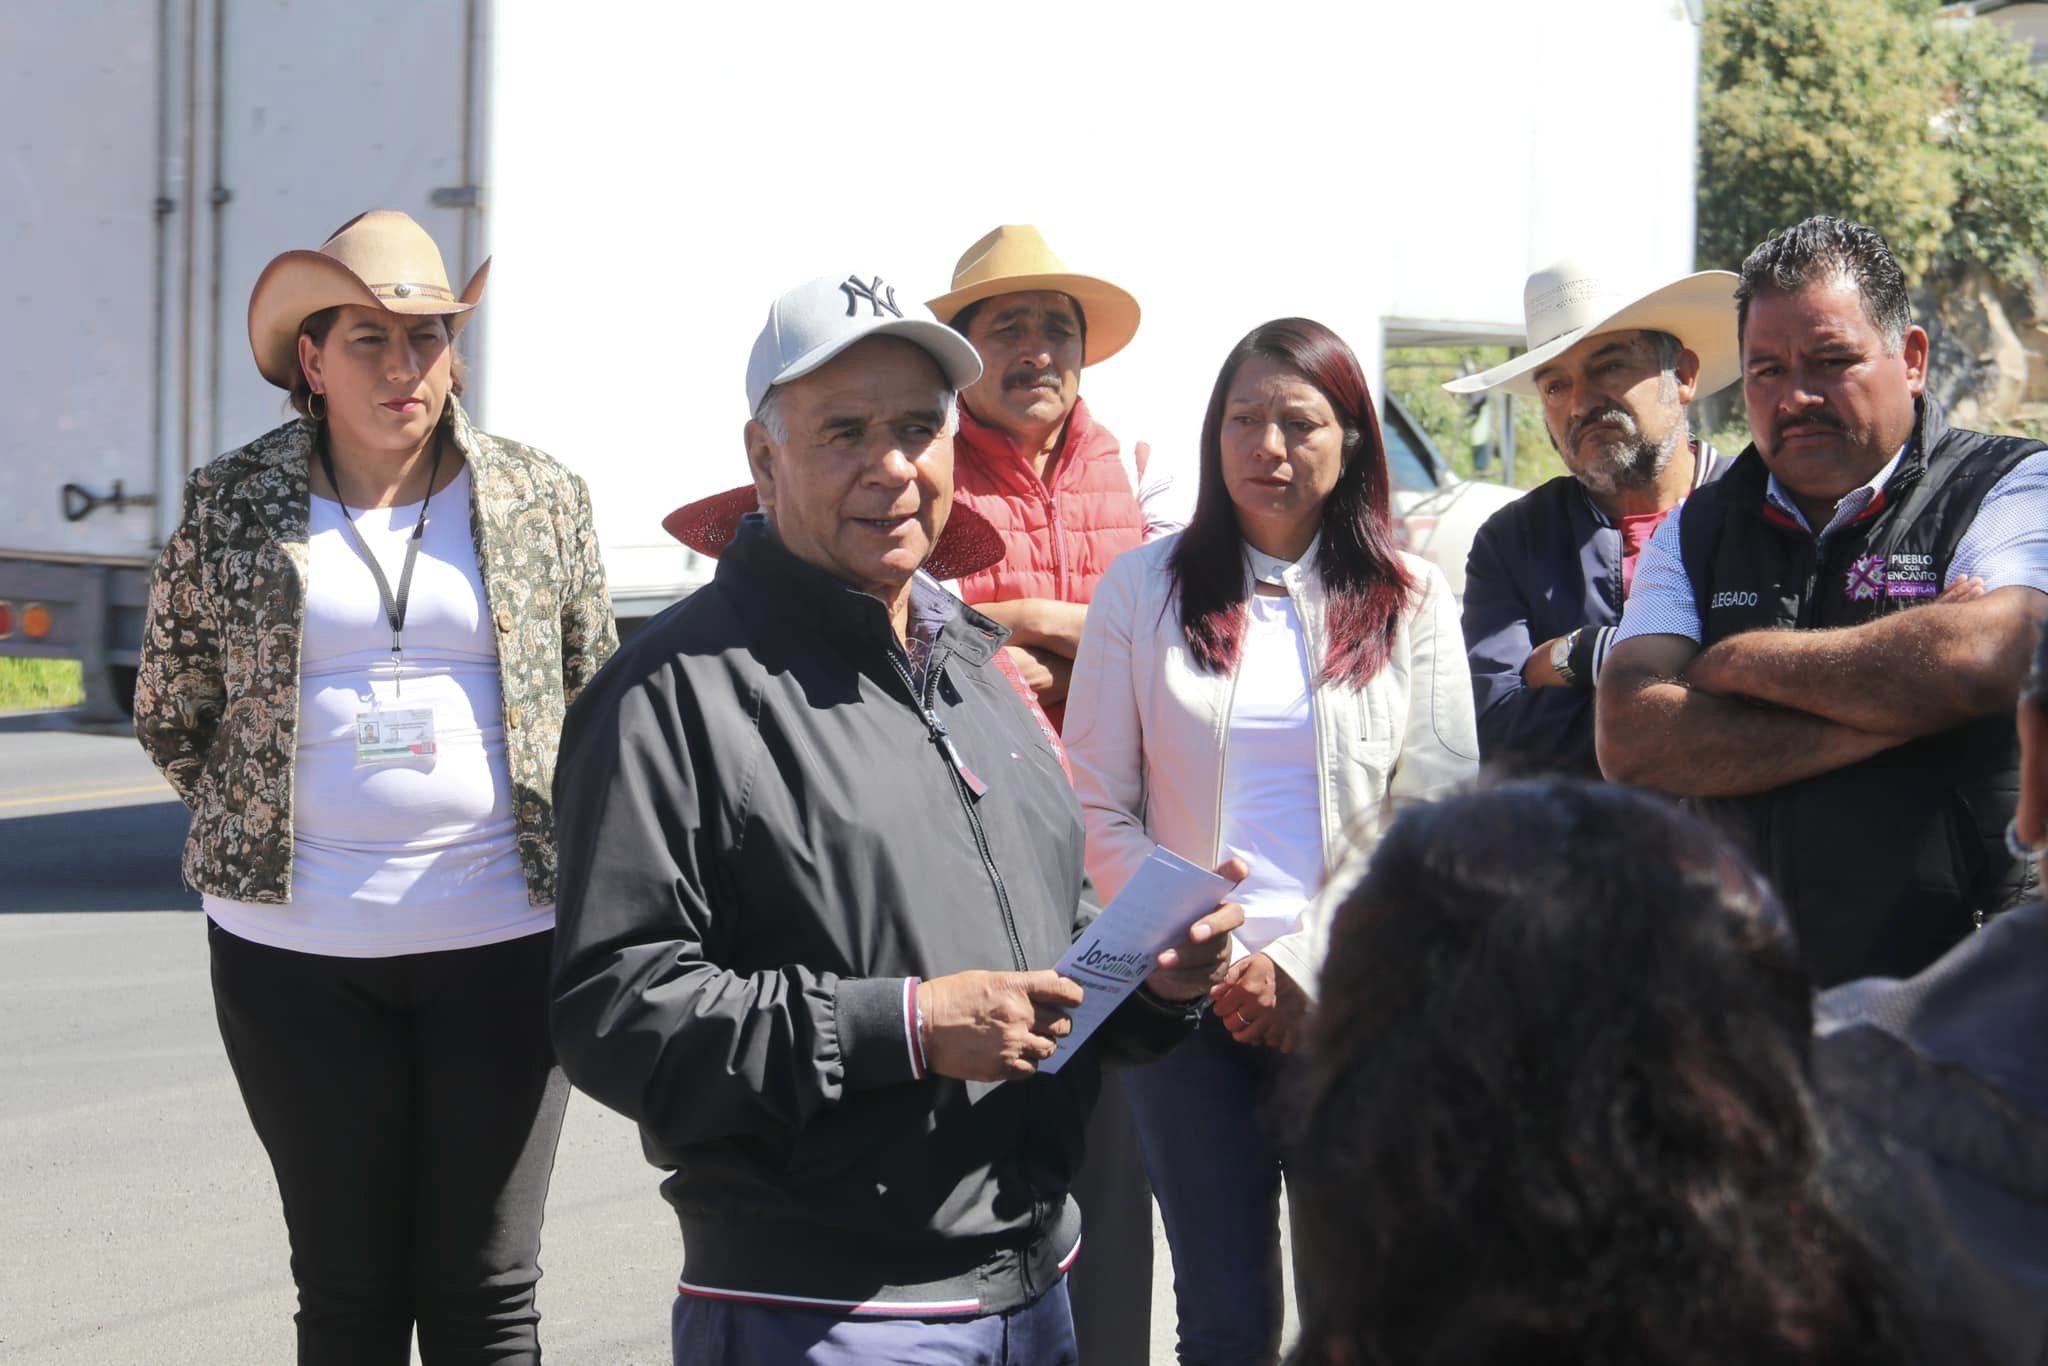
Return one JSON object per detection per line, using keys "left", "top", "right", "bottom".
{"left": 1064, "top": 317, "right": 1477, "bottom": 1364}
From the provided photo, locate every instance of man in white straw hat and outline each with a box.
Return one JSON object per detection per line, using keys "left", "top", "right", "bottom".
{"left": 929, "top": 223, "right": 1172, "bottom": 1364}
{"left": 548, "top": 271, "right": 1245, "bottom": 1365}
{"left": 1449, "top": 259, "right": 1739, "bottom": 777}
{"left": 928, "top": 224, "right": 1179, "bottom": 732}
{"left": 1601, "top": 215, "right": 2048, "bottom": 988}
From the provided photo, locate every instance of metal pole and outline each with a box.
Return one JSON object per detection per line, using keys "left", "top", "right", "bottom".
{"left": 1502, "top": 394, "right": 1518, "bottom": 487}
{"left": 150, "top": 0, "right": 178, "bottom": 547}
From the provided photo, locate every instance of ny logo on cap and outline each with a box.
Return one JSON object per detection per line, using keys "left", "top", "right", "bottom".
{"left": 841, "top": 275, "right": 902, "bottom": 319}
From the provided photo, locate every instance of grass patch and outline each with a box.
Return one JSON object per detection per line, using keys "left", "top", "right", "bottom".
{"left": 0, "top": 658, "right": 84, "bottom": 712}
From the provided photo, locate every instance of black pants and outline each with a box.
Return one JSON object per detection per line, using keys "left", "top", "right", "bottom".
{"left": 209, "top": 922, "right": 570, "bottom": 1365}
{"left": 1066, "top": 1072, "right": 1154, "bottom": 1364}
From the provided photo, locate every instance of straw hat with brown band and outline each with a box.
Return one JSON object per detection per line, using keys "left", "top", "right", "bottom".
{"left": 927, "top": 224, "right": 1141, "bottom": 367}
{"left": 247, "top": 209, "right": 490, "bottom": 389}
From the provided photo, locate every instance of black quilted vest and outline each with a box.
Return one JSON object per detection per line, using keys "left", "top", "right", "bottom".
{"left": 1680, "top": 399, "right": 2039, "bottom": 985}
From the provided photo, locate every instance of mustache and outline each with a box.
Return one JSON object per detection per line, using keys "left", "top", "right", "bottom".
{"left": 1775, "top": 410, "right": 1846, "bottom": 441}
{"left": 1567, "top": 404, "right": 1640, "bottom": 450}
{"left": 1004, "top": 369, "right": 1063, "bottom": 391}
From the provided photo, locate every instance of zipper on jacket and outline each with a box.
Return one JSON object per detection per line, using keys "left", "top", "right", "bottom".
{"left": 1797, "top": 544, "right": 1823, "bottom": 629}
{"left": 1609, "top": 524, "right": 1626, "bottom": 613}
{"left": 1209, "top": 664, "right": 1242, "bottom": 868}
{"left": 888, "top": 646, "right": 1055, "bottom": 1278}
{"left": 887, "top": 647, "right": 1030, "bottom": 972}
{"left": 1047, "top": 497, "right": 1070, "bottom": 600}
{"left": 1301, "top": 607, "right": 1334, "bottom": 870}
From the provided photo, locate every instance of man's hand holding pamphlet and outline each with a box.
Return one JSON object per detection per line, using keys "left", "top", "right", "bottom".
{"left": 1040, "top": 849, "right": 1248, "bottom": 1073}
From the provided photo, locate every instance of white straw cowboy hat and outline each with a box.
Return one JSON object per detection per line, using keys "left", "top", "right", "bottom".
{"left": 928, "top": 224, "right": 1141, "bottom": 366}
{"left": 1443, "top": 261, "right": 1740, "bottom": 400}
{"left": 247, "top": 210, "right": 490, "bottom": 389}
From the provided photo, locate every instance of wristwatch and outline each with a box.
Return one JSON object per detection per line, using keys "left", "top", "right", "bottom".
{"left": 1550, "top": 629, "right": 1583, "bottom": 687}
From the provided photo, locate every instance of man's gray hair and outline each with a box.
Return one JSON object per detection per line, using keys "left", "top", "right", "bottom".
{"left": 1641, "top": 329, "right": 1686, "bottom": 404}
{"left": 1643, "top": 329, "right": 1685, "bottom": 374}
{"left": 752, "top": 385, "right": 959, "bottom": 444}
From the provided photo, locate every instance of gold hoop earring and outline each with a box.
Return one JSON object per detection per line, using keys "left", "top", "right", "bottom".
{"left": 307, "top": 392, "right": 326, "bottom": 421}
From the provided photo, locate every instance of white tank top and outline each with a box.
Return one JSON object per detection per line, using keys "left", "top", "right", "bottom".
{"left": 1217, "top": 591, "right": 1324, "bottom": 955}
{"left": 204, "top": 465, "right": 552, "bottom": 957}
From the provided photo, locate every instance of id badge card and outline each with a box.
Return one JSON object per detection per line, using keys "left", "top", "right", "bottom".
{"left": 355, "top": 703, "right": 437, "bottom": 765}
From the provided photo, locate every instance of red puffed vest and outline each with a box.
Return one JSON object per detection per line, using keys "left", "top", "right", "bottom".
{"left": 950, "top": 397, "right": 1147, "bottom": 609}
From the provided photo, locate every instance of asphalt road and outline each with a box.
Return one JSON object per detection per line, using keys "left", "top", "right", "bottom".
{"left": 0, "top": 716, "right": 1295, "bottom": 1364}
{"left": 0, "top": 713, "right": 198, "bottom": 914}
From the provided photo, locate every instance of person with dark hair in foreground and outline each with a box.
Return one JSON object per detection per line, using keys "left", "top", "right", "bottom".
{"left": 1288, "top": 781, "right": 1916, "bottom": 1366}
{"left": 1813, "top": 615, "right": 2048, "bottom": 1366}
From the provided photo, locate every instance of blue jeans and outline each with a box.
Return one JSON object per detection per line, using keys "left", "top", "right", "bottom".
{"left": 670, "top": 1283, "right": 1077, "bottom": 1366}
{"left": 1123, "top": 1012, "right": 1302, "bottom": 1366}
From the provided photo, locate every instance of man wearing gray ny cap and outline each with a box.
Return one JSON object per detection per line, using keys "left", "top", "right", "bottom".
{"left": 548, "top": 273, "right": 1245, "bottom": 1365}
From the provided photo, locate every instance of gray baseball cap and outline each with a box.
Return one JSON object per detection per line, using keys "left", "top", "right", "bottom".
{"left": 745, "top": 272, "right": 983, "bottom": 414}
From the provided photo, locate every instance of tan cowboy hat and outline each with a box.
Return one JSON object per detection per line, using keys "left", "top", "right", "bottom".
{"left": 1443, "top": 261, "right": 1739, "bottom": 400}
{"left": 247, "top": 209, "right": 490, "bottom": 388}
{"left": 927, "top": 224, "right": 1140, "bottom": 366}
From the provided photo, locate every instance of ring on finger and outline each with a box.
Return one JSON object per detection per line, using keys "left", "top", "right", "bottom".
{"left": 1234, "top": 1009, "right": 1251, "bottom": 1026}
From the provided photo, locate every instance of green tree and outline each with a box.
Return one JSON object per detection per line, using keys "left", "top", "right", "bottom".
{"left": 1937, "top": 19, "right": 2048, "bottom": 285}
{"left": 1699, "top": 0, "right": 2048, "bottom": 289}
{"left": 1697, "top": 0, "right": 1953, "bottom": 277}
{"left": 1383, "top": 347, "right": 1566, "bottom": 492}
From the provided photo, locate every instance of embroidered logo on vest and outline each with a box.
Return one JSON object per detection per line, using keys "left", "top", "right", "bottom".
{"left": 840, "top": 275, "right": 902, "bottom": 319}
{"left": 1846, "top": 554, "right": 1886, "bottom": 602}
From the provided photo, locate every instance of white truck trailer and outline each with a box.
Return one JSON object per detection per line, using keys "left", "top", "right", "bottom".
{"left": 0, "top": 0, "right": 1703, "bottom": 719}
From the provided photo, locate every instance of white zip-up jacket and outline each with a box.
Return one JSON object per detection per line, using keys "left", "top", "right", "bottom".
{"left": 1064, "top": 534, "right": 1479, "bottom": 996}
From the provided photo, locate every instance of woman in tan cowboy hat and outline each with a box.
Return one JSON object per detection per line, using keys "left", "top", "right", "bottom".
{"left": 134, "top": 210, "right": 616, "bottom": 1364}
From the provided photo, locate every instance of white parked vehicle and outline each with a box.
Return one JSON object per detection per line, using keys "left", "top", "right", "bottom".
{"left": 0, "top": 1, "right": 1697, "bottom": 717}
{"left": 1380, "top": 398, "right": 1524, "bottom": 599}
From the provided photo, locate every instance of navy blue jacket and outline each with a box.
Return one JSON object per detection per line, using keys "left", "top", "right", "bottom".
{"left": 1816, "top": 898, "right": 2048, "bottom": 1366}
{"left": 1460, "top": 444, "right": 1726, "bottom": 777}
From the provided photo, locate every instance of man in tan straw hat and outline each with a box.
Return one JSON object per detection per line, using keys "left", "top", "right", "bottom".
{"left": 1448, "top": 258, "right": 1739, "bottom": 778}
{"left": 929, "top": 224, "right": 1179, "bottom": 734}
{"left": 930, "top": 224, "right": 1177, "bottom": 1363}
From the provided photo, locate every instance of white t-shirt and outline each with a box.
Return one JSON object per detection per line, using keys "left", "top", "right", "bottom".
{"left": 204, "top": 465, "right": 552, "bottom": 957}
{"left": 1217, "top": 590, "right": 1324, "bottom": 956}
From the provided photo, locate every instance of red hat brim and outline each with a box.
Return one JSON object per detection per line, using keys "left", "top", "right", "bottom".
{"left": 662, "top": 486, "right": 1007, "bottom": 582}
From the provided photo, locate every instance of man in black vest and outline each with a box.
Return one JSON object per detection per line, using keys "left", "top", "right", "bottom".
{"left": 1598, "top": 216, "right": 2048, "bottom": 986}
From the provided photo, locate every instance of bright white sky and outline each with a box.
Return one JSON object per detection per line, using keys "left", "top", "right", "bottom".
{"left": 480, "top": 0, "right": 1703, "bottom": 593}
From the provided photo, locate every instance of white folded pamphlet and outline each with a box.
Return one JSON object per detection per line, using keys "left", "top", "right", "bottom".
{"left": 1040, "top": 847, "right": 1240, "bottom": 1073}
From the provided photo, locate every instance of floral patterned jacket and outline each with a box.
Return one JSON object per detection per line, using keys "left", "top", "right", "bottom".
{"left": 134, "top": 398, "right": 617, "bottom": 906}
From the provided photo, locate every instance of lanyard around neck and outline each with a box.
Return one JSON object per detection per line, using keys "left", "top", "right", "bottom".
{"left": 317, "top": 431, "right": 445, "bottom": 694}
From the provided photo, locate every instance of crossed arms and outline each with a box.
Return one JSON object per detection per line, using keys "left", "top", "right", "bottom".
{"left": 975, "top": 598, "right": 1089, "bottom": 706}
{"left": 1596, "top": 582, "right": 2043, "bottom": 798}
